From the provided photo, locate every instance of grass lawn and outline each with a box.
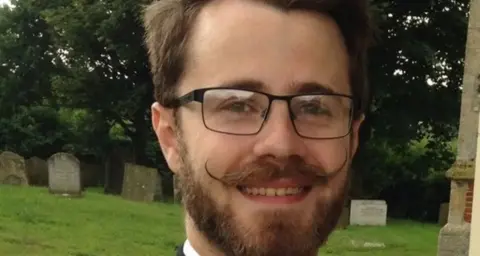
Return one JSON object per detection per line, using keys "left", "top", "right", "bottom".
{"left": 0, "top": 186, "right": 440, "bottom": 256}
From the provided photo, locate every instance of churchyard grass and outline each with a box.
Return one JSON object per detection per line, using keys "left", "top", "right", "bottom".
{"left": 0, "top": 186, "right": 440, "bottom": 256}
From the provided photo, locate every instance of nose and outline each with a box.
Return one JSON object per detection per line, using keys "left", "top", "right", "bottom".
{"left": 252, "top": 100, "right": 308, "bottom": 160}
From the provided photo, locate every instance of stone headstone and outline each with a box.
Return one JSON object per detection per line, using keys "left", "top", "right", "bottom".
{"left": 121, "top": 163, "right": 160, "bottom": 202}
{"left": 439, "top": 202, "right": 450, "bottom": 226}
{"left": 25, "top": 157, "right": 48, "bottom": 186}
{"left": 48, "top": 153, "right": 82, "bottom": 197}
{"left": 0, "top": 151, "right": 29, "bottom": 186}
{"left": 350, "top": 200, "right": 387, "bottom": 226}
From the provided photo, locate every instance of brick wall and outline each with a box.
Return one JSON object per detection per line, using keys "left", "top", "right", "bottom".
{"left": 465, "top": 181, "right": 474, "bottom": 223}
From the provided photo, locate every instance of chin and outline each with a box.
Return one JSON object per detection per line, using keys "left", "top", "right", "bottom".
{"left": 235, "top": 213, "right": 324, "bottom": 256}
{"left": 229, "top": 188, "right": 338, "bottom": 254}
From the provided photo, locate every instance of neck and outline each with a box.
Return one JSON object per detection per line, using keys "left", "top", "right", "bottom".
{"left": 185, "top": 214, "right": 225, "bottom": 256}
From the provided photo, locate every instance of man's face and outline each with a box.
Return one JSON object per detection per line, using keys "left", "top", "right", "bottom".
{"left": 152, "top": 1, "right": 363, "bottom": 256}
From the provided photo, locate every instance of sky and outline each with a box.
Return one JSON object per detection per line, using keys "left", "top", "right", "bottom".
{"left": 0, "top": 0, "right": 11, "bottom": 6}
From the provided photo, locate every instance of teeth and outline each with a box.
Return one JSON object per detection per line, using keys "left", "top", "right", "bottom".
{"left": 259, "top": 188, "right": 265, "bottom": 195}
{"left": 266, "top": 188, "right": 276, "bottom": 196}
{"left": 276, "top": 188, "right": 286, "bottom": 196}
{"left": 241, "top": 187, "right": 305, "bottom": 196}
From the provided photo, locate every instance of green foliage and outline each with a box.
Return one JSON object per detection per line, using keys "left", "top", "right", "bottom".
{"left": 0, "top": 0, "right": 154, "bottom": 163}
{"left": 0, "top": 105, "right": 71, "bottom": 158}
{"left": 40, "top": 0, "right": 154, "bottom": 164}
{"left": 0, "top": 0, "right": 68, "bottom": 158}
{"left": 351, "top": 0, "right": 467, "bottom": 216}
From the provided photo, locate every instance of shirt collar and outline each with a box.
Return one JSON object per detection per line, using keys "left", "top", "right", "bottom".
{"left": 183, "top": 240, "right": 200, "bottom": 256}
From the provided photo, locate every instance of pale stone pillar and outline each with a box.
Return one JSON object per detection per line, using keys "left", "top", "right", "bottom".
{"left": 468, "top": 104, "right": 480, "bottom": 256}
{"left": 437, "top": 163, "right": 474, "bottom": 256}
{"left": 437, "top": 1, "right": 480, "bottom": 255}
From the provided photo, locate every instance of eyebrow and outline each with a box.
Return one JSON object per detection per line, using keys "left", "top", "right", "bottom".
{"left": 219, "top": 79, "right": 338, "bottom": 95}
{"left": 295, "top": 82, "right": 337, "bottom": 95}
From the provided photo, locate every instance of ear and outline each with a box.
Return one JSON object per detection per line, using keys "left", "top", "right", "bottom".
{"left": 151, "top": 102, "right": 181, "bottom": 174}
{"left": 349, "top": 114, "right": 365, "bottom": 156}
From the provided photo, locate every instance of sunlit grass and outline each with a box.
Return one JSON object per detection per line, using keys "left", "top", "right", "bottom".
{"left": 321, "top": 220, "right": 440, "bottom": 255}
{"left": 0, "top": 186, "right": 440, "bottom": 256}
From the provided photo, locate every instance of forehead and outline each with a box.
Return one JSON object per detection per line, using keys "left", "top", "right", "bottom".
{"left": 179, "top": 0, "right": 350, "bottom": 96}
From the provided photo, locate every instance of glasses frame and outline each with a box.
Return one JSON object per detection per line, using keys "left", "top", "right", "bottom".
{"left": 168, "top": 87, "right": 355, "bottom": 139}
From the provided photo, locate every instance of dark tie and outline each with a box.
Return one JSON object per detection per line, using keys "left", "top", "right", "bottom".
{"left": 175, "top": 243, "right": 185, "bottom": 256}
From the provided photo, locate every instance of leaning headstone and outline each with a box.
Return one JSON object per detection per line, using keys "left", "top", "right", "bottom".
{"left": 438, "top": 202, "right": 450, "bottom": 226}
{"left": 0, "top": 151, "right": 29, "bottom": 186}
{"left": 121, "top": 163, "right": 159, "bottom": 202}
{"left": 350, "top": 200, "right": 388, "bottom": 226}
{"left": 25, "top": 157, "right": 48, "bottom": 186}
{"left": 48, "top": 153, "right": 82, "bottom": 197}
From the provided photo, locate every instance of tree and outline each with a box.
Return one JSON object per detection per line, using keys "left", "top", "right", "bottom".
{"left": 40, "top": 0, "right": 155, "bottom": 165}
{"left": 0, "top": 0, "right": 72, "bottom": 158}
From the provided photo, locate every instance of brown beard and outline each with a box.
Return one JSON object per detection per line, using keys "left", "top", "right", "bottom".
{"left": 177, "top": 137, "right": 350, "bottom": 256}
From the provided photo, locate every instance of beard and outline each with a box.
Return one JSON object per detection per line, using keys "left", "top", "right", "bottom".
{"left": 176, "top": 137, "right": 350, "bottom": 256}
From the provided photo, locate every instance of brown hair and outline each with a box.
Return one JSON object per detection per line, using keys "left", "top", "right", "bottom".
{"left": 143, "top": 0, "right": 373, "bottom": 118}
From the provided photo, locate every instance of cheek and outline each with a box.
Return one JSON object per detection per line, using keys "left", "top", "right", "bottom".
{"left": 309, "top": 139, "right": 350, "bottom": 171}
{"left": 185, "top": 129, "right": 255, "bottom": 175}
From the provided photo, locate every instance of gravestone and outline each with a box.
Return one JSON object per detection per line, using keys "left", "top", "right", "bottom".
{"left": 121, "top": 163, "right": 160, "bottom": 202}
{"left": 439, "top": 202, "right": 450, "bottom": 226}
{"left": 25, "top": 157, "right": 48, "bottom": 186}
{"left": 48, "top": 153, "right": 82, "bottom": 197}
{"left": 0, "top": 151, "right": 29, "bottom": 186}
{"left": 350, "top": 200, "right": 388, "bottom": 226}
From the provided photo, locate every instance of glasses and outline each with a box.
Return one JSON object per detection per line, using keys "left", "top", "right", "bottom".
{"left": 169, "top": 87, "right": 354, "bottom": 139}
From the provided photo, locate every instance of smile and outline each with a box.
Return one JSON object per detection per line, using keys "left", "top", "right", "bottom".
{"left": 236, "top": 182, "right": 312, "bottom": 204}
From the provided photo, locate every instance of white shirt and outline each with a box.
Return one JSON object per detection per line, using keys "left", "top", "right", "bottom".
{"left": 183, "top": 239, "right": 318, "bottom": 256}
{"left": 183, "top": 240, "right": 200, "bottom": 256}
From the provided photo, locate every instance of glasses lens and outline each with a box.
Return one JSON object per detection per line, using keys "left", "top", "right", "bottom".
{"left": 202, "top": 89, "right": 269, "bottom": 134}
{"left": 291, "top": 95, "right": 353, "bottom": 138}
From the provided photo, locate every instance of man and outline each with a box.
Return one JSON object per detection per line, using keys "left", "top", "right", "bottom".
{"left": 143, "top": 0, "right": 372, "bottom": 255}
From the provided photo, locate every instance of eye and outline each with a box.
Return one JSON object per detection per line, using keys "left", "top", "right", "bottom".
{"left": 301, "top": 103, "right": 320, "bottom": 113}
{"left": 299, "top": 102, "right": 331, "bottom": 116}
{"left": 221, "top": 101, "right": 255, "bottom": 113}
